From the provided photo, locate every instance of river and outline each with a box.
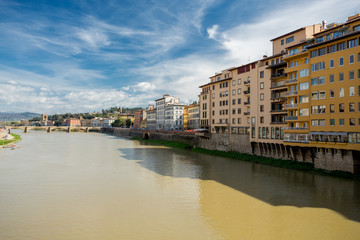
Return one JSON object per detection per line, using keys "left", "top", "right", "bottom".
{"left": 0, "top": 131, "right": 360, "bottom": 240}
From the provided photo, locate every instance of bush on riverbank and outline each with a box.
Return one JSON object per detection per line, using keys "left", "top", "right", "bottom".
{"left": 0, "top": 133, "right": 21, "bottom": 146}
{"left": 131, "top": 137, "right": 360, "bottom": 180}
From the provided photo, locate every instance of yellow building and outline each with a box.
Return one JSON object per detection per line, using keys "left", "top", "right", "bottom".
{"left": 283, "top": 14, "right": 360, "bottom": 172}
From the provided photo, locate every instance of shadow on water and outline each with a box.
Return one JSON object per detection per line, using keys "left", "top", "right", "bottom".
{"left": 118, "top": 142, "right": 360, "bottom": 223}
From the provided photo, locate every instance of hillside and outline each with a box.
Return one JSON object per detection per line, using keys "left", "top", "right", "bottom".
{"left": 0, "top": 112, "right": 41, "bottom": 122}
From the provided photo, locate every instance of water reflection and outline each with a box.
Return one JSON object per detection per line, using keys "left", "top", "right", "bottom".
{"left": 119, "top": 142, "right": 360, "bottom": 223}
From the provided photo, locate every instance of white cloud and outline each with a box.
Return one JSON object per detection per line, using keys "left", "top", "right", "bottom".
{"left": 207, "top": 24, "right": 220, "bottom": 40}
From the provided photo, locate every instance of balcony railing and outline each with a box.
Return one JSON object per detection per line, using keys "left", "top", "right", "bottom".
{"left": 244, "top": 101, "right": 250, "bottom": 105}
{"left": 286, "top": 91, "right": 298, "bottom": 96}
{"left": 271, "top": 73, "right": 287, "bottom": 78}
{"left": 270, "top": 82, "right": 285, "bottom": 89}
{"left": 244, "top": 90, "right": 250, "bottom": 94}
{"left": 244, "top": 112, "right": 250, "bottom": 115}
{"left": 271, "top": 97, "right": 286, "bottom": 102}
{"left": 286, "top": 116, "right": 298, "bottom": 121}
{"left": 284, "top": 127, "right": 309, "bottom": 130}
{"left": 286, "top": 78, "right": 297, "bottom": 84}
{"left": 285, "top": 103, "right": 298, "bottom": 109}
{"left": 244, "top": 80, "right": 250, "bottom": 85}
{"left": 270, "top": 121, "right": 286, "bottom": 124}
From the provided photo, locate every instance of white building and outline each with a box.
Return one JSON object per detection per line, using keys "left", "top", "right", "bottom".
{"left": 103, "top": 118, "right": 115, "bottom": 127}
{"left": 90, "top": 118, "right": 101, "bottom": 127}
{"left": 165, "top": 104, "right": 185, "bottom": 131}
{"left": 155, "top": 94, "right": 180, "bottom": 130}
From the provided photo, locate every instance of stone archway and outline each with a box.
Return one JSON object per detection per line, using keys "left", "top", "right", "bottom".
{"left": 143, "top": 132, "right": 150, "bottom": 140}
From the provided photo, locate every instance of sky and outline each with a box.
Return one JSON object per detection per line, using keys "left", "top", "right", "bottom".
{"left": 0, "top": 0, "right": 359, "bottom": 114}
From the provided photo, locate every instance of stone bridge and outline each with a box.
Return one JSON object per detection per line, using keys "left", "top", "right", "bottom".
{"left": 6, "top": 126, "right": 103, "bottom": 133}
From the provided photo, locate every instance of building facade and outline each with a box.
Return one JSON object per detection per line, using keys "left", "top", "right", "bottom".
{"left": 164, "top": 104, "right": 185, "bottom": 131}
{"left": 155, "top": 94, "right": 180, "bottom": 130}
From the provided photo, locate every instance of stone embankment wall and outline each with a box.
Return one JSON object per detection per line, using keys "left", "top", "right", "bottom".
{"left": 104, "top": 128, "right": 359, "bottom": 174}
{"left": 105, "top": 128, "right": 252, "bottom": 154}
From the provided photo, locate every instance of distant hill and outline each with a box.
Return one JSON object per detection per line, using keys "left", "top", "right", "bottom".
{"left": 0, "top": 112, "right": 41, "bottom": 122}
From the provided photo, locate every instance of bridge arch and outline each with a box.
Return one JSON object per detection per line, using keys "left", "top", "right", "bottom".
{"left": 143, "top": 132, "right": 150, "bottom": 140}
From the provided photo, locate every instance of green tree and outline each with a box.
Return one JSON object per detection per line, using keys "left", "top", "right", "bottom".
{"left": 125, "top": 118, "right": 132, "bottom": 128}
{"left": 112, "top": 118, "right": 126, "bottom": 127}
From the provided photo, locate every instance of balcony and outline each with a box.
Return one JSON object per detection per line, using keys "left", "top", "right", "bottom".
{"left": 244, "top": 101, "right": 250, "bottom": 105}
{"left": 286, "top": 78, "right": 297, "bottom": 84}
{"left": 270, "top": 82, "right": 286, "bottom": 89}
{"left": 286, "top": 116, "right": 298, "bottom": 121}
{"left": 271, "top": 73, "right": 287, "bottom": 79}
{"left": 270, "top": 121, "right": 286, "bottom": 124}
{"left": 270, "top": 97, "right": 286, "bottom": 102}
{"left": 244, "top": 80, "right": 250, "bottom": 85}
{"left": 286, "top": 91, "right": 298, "bottom": 96}
{"left": 285, "top": 103, "right": 298, "bottom": 109}
{"left": 244, "top": 90, "right": 250, "bottom": 94}
{"left": 284, "top": 127, "right": 309, "bottom": 130}
{"left": 244, "top": 112, "right": 250, "bottom": 115}
{"left": 270, "top": 109, "right": 286, "bottom": 113}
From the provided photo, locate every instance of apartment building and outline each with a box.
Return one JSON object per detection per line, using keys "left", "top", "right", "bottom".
{"left": 187, "top": 103, "right": 200, "bottom": 130}
{"left": 155, "top": 94, "right": 180, "bottom": 130}
{"left": 164, "top": 104, "right": 185, "bottom": 131}
{"left": 282, "top": 14, "right": 360, "bottom": 171}
{"left": 146, "top": 107, "right": 156, "bottom": 130}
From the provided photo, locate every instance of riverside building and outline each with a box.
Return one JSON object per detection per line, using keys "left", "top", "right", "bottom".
{"left": 199, "top": 16, "right": 360, "bottom": 173}
{"left": 155, "top": 94, "right": 180, "bottom": 130}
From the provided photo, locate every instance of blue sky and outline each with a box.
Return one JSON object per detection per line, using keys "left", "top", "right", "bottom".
{"left": 0, "top": 0, "right": 359, "bottom": 114}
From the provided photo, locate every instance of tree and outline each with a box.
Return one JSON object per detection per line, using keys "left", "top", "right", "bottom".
{"left": 112, "top": 118, "right": 126, "bottom": 127}
{"left": 125, "top": 118, "right": 132, "bottom": 128}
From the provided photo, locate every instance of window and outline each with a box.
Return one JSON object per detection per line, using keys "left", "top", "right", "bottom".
{"left": 260, "top": 105, "right": 264, "bottom": 112}
{"left": 319, "top": 47, "right": 326, "bottom": 56}
{"left": 330, "top": 59, "right": 334, "bottom": 68}
{"left": 238, "top": 79, "right": 241, "bottom": 84}
{"left": 350, "top": 118, "right": 355, "bottom": 126}
{"left": 330, "top": 104, "right": 335, "bottom": 113}
{"left": 260, "top": 117, "right": 264, "bottom": 123}
{"left": 350, "top": 87, "right": 355, "bottom": 96}
{"left": 212, "top": 93, "right": 215, "bottom": 99}
{"left": 260, "top": 93, "right": 264, "bottom": 100}
{"left": 311, "top": 76, "right": 325, "bottom": 86}
{"left": 232, "top": 99, "right": 235, "bottom": 105}
{"left": 281, "top": 39, "right": 284, "bottom": 45}
{"left": 328, "top": 44, "right": 336, "bottom": 53}
{"left": 286, "top": 36, "right": 294, "bottom": 43}
{"left": 339, "top": 119, "right": 345, "bottom": 126}
{"left": 299, "top": 69, "right": 309, "bottom": 77}
{"left": 350, "top": 54, "right": 355, "bottom": 64}
{"left": 290, "top": 62, "right": 294, "bottom": 68}
{"left": 339, "top": 103, "right": 344, "bottom": 112}
{"left": 339, "top": 72, "right": 344, "bottom": 81}
{"left": 330, "top": 119, "right": 335, "bottom": 126}
{"left": 232, "top": 80, "right": 236, "bottom": 86}
{"left": 312, "top": 92, "right": 318, "bottom": 100}
{"left": 238, "top": 88, "right": 241, "bottom": 94}
{"left": 337, "top": 42, "right": 346, "bottom": 50}
{"left": 260, "top": 71, "right": 264, "bottom": 78}
{"left": 311, "top": 119, "right": 325, "bottom": 126}
{"left": 299, "top": 108, "right": 309, "bottom": 116}
{"left": 350, "top": 103, "right": 355, "bottom": 112}
{"left": 311, "top": 62, "right": 325, "bottom": 71}
{"left": 330, "top": 74, "right": 334, "bottom": 83}
{"left": 299, "top": 82, "right": 309, "bottom": 90}
{"left": 238, "top": 98, "right": 241, "bottom": 104}
{"left": 339, "top": 57, "right": 344, "bottom": 66}
{"left": 330, "top": 89, "right": 335, "bottom": 98}
{"left": 260, "top": 82, "right": 264, "bottom": 89}
{"left": 348, "top": 39, "right": 358, "bottom": 48}
{"left": 294, "top": 61, "right": 298, "bottom": 66}
{"left": 339, "top": 88, "right": 344, "bottom": 97}
{"left": 232, "top": 90, "right": 236, "bottom": 95}
{"left": 311, "top": 50, "right": 318, "bottom": 58}
{"left": 350, "top": 71, "right": 355, "bottom": 80}
{"left": 299, "top": 95, "right": 309, "bottom": 103}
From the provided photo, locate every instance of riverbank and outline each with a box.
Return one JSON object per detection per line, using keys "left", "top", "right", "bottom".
{"left": 0, "top": 133, "right": 21, "bottom": 147}
{"left": 132, "top": 137, "right": 360, "bottom": 180}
